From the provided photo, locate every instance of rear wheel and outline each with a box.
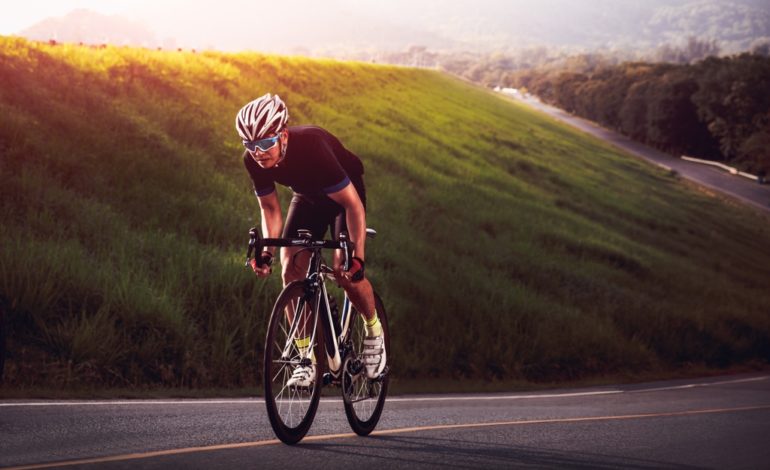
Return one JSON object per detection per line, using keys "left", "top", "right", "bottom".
{"left": 342, "top": 293, "right": 390, "bottom": 436}
{"left": 263, "top": 281, "right": 323, "bottom": 444}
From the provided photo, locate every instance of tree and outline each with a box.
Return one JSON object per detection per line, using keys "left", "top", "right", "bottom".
{"left": 655, "top": 37, "right": 720, "bottom": 64}
{"left": 620, "top": 79, "right": 653, "bottom": 141}
{"left": 645, "top": 69, "right": 718, "bottom": 156}
{"left": 552, "top": 72, "right": 586, "bottom": 113}
{"left": 692, "top": 54, "right": 770, "bottom": 166}
{"left": 738, "top": 126, "right": 770, "bottom": 175}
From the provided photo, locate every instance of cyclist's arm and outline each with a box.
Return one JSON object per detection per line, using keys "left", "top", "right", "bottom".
{"left": 327, "top": 183, "right": 366, "bottom": 261}
{"left": 257, "top": 190, "right": 283, "bottom": 257}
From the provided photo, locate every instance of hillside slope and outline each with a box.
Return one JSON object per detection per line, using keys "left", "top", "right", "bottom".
{"left": 1, "top": 37, "right": 769, "bottom": 390}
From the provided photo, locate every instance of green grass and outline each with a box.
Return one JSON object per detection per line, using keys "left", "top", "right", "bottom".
{"left": 1, "top": 37, "right": 769, "bottom": 394}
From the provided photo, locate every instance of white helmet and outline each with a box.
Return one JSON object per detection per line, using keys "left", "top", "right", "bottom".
{"left": 235, "top": 93, "right": 289, "bottom": 141}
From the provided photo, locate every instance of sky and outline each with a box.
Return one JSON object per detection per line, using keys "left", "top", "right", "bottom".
{"left": 0, "top": 0, "right": 537, "bottom": 40}
{"left": 1, "top": 1, "right": 137, "bottom": 34}
{"left": 3, "top": 1, "right": 769, "bottom": 54}
{"left": 1, "top": 0, "right": 404, "bottom": 51}
{"left": 1, "top": 0, "right": 387, "bottom": 35}
{"left": 1, "top": 0, "right": 504, "bottom": 52}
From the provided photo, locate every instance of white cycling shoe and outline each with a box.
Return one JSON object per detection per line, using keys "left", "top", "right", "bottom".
{"left": 286, "top": 364, "right": 315, "bottom": 388}
{"left": 362, "top": 334, "right": 387, "bottom": 379}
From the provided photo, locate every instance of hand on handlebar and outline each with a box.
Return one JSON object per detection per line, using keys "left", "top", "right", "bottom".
{"left": 250, "top": 251, "right": 274, "bottom": 277}
{"left": 338, "top": 256, "right": 365, "bottom": 283}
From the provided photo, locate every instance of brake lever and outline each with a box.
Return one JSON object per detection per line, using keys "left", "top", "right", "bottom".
{"left": 246, "top": 227, "right": 262, "bottom": 267}
{"left": 339, "top": 232, "right": 353, "bottom": 272}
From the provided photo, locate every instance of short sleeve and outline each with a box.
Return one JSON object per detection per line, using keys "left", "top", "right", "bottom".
{"left": 314, "top": 137, "right": 350, "bottom": 194}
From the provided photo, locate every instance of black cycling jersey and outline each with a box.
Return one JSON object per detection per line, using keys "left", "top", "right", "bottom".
{"left": 243, "top": 125, "right": 364, "bottom": 203}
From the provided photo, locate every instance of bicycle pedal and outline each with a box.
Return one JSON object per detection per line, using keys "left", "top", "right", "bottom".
{"left": 323, "top": 372, "right": 343, "bottom": 387}
{"left": 322, "top": 373, "right": 334, "bottom": 386}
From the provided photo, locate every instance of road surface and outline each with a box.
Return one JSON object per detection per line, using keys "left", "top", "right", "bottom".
{"left": 515, "top": 96, "right": 770, "bottom": 214}
{"left": 2, "top": 373, "right": 769, "bottom": 469}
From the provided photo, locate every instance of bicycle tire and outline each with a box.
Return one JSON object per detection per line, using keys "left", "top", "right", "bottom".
{"left": 342, "top": 292, "right": 390, "bottom": 436}
{"left": 263, "top": 281, "right": 324, "bottom": 444}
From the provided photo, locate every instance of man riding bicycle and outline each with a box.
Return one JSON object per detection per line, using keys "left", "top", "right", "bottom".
{"left": 237, "top": 93, "right": 386, "bottom": 388}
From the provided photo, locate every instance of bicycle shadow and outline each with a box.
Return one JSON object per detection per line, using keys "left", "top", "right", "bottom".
{"left": 298, "top": 434, "right": 701, "bottom": 469}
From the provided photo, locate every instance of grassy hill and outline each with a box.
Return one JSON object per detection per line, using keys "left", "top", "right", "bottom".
{"left": 1, "top": 37, "right": 769, "bottom": 393}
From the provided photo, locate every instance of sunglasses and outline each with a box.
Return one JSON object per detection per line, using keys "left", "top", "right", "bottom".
{"left": 243, "top": 134, "right": 281, "bottom": 152}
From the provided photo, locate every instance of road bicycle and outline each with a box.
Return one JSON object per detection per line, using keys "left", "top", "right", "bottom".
{"left": 246, "top": 227, "right": 390, "bottom": 444}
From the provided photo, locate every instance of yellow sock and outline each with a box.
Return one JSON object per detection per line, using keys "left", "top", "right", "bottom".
{"left": 364, "top": 310, "right": 382, "bottom": 337}
{"left": 294, "top": 336, "right": 315, "bottom": 362}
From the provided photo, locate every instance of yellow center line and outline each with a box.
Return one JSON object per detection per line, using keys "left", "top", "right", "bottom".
{"left": 5, "top": 404, "right": 770, "bottom": 470}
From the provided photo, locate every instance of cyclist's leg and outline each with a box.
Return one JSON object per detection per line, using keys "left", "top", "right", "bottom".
{"left": 280, "top": 246, "right": 311, "bottom": 339}
{"left": 331, "top": 179, "right": 385, "bottom": 379}
{"left": 280, "top": 246, "right": 309, "bottom": 286}
{"left": 281, "top": 194, "right": 329, "bottom": 344}
{"left": 331, "top": 177, "right": 376, "bottom": 320}
{"left": 280, "top": 194, "right": 323, "bottom": 285}
{"left": 335, "top": 260, "right": 376, "bottom": 321}
{"left": 335, "top": 253, "right": 384, "bottom": 379}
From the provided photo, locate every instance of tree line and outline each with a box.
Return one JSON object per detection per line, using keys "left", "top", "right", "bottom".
{"left": 508, "top": 53, "right": 770, "bottom": 176}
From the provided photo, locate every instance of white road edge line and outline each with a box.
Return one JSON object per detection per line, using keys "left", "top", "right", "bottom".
{"left": 387, "top": 390, "right": 623, "bottom": 402}
{"left": 1, "top": 375, "right": 766, "bottom": 407}
{"left": 628, "top": 375, "right": 769, "bottom": 393}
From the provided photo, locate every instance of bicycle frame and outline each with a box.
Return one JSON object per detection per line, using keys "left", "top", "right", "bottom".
{"left": 309, "top": 249, "right": 344, "bottom": 374}
{"left": 253, "top": 226, "right": 387, "bottom": 444}
{"left": 247, "top": 227, "right": 358, "bottom": 377}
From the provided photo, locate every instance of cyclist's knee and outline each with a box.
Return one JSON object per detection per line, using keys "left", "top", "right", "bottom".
{"left": 282, "top": 262, "right": 304, "bottom": 284}
{"left": 280, "top": 248, "right": 307, "bottom": 284}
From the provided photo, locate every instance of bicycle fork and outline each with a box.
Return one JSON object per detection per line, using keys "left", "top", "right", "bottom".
{"left": 317, "top": 281, "right": 343, "bottom": 374}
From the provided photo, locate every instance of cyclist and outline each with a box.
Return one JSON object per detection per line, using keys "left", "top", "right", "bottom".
{"left": 237, "top": 93, "right": 386, "bottom": 387}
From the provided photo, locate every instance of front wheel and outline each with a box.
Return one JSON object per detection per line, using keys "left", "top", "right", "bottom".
{"left": 263, "top": 281, "right": 323, "bottom": 444}
{"left": 342, "top": 292, "right": 390, "bottom": 436}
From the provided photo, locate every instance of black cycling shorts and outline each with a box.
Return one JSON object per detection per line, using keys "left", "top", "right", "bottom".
{"left": 282, "top": 175, "right": 366, "bottom": 241}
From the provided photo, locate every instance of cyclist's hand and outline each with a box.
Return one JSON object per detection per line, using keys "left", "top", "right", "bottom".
{"left": 250, "top": 251, "right": 273, "bottom": 277}
{"left": 340, "top": 256, "right": 365, "bottom": 283}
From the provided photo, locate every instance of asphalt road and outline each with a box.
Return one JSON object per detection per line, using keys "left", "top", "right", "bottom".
{"left": 515, "top": 96, "right": 770, "bottom": 214}
{"left": 2, "top": 373, "right": 769, "bottom": 469}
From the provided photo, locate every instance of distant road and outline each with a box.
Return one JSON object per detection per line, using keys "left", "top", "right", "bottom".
{"left": 2, "top": 373, "right": 769, "bottom": 469}
{"left": 515, "top": 96, "right": 770, "bottom": 214}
